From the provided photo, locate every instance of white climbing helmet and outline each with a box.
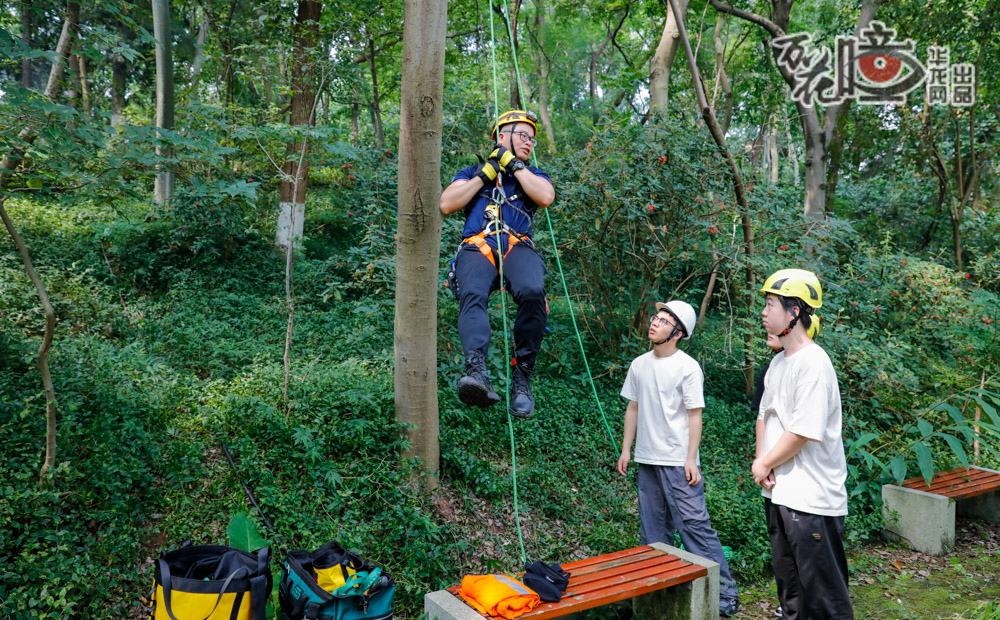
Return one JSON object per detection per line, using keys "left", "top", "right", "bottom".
{"left": 655, "top": 300, "right": 697, "bottom": 340}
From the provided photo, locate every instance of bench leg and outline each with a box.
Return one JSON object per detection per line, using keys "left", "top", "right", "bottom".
{"left": 636, "top": 543, "right": 719, "bottom": 620}
{"left": 424, "top": 590, "right": 484, "bottom": 620}
{"left": 882, "top": 484, "right": 955, "bottom": 555}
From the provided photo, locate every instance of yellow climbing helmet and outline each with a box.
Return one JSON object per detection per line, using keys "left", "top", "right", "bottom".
{"left": 491, "top": 109, "right": 538, "bottom": 141}
{"left": 807, "top": 315, "right": 820, "bottom": 340}
{"left": 760, "top": 269, "right": 823, "bottom": 309}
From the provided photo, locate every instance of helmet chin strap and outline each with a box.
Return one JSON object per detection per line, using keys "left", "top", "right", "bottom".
{"left": 779, "top": 306, "right": 811, "bottom": 337}
{"left": 779, "top": 314, "right": 800, "bottom": 337}
{"left": 653, "top": 328, "right": 682, "bottom": 345}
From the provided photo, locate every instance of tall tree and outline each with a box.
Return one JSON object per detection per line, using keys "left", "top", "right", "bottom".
{"left": 649, "top": 0, "right": 691, "bottom": 113}
{"left": 709, "top": 0, "right": 877, "bottom": 218}
{"left": 395, "top": 0, "right": 447, "bottom": 488}
{"left": 669, "top": 0, "right": 757, "bottom": 394}
{"left": 190, "top": 6, "right": 209, "bottom": 90}
{"left": 152, "top": 0, "right": 175, "bottom": 204}
{"left": 367, "top": 36, "right": 385, "bottom": 150}
{"left": 276, "top": 0, "right": 322, "bottom": 248}
{"left": 529, "top": 0, "right": 556, "bottom": 152}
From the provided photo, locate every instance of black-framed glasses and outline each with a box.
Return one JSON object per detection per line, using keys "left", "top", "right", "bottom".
{"left": 502, "top": 130, "right": 538, "bottom": 147}
{"left": 649, "top": 315, "right": 673, "bottom": 328}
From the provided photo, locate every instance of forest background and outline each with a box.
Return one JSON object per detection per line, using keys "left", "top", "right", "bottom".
{"left": 2, "top": 0, "right": 1000, "bottom": 617}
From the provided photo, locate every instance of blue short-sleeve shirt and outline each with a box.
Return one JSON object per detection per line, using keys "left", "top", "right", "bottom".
{"left": 451, "top": 165, "right": 551, "bottom": 250}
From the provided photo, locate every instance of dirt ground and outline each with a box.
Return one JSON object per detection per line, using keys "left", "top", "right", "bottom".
{"left": 734, "top": 518, "right": 1000, "bottom": 620}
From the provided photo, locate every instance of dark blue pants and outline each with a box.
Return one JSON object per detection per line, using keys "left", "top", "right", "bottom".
{"left": 454, "top": 241, "right": 546, "bottom": 362}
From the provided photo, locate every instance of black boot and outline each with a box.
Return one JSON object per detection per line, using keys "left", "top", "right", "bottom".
{"left": 509, "top": 358, "right": 536, "bottom": 418}
{"left": 457, "top": 350, "right": 500, "bottom": 408}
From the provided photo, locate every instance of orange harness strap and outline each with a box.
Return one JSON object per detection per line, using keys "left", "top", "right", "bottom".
{"left": 461, "top": 231, "right": 522, "bottom": 270}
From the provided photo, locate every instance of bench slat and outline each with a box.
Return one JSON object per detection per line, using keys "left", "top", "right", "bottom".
{"left": 560, "top": 559, "right": 702, "bottom": 597}
{"left": 523, "top": 569, "right": 706, "bottom": 620}
{"left": 901, "top": 466, "right": 1000, "bottom": 499}
{"left": 903, "top": 468, "right": 992, "bottom": 488}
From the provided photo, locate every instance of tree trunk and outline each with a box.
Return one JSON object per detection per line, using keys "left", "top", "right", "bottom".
{"left": 276, "top": 0, "right": 322, "bottom": 248}
{"left": 532, "top": 0, "right": 555, "bottom": 152}
{"left": 711, "top": 13, "right": 733, "bottom": 133}
{"left": 45, "top": 3, "right": 79, "bottom": 99}
{"left": 65, "top": 53, "right": 80, "bottom": 107}
{"left": 111, "top": 52, "right": 126, "bottom": 125}
{"left": 396, "top": 0, "right": 447, "bottom": 488}
{"left": 367, "top": 37, "right": 385, "bottom": 150}
{"left": 0, "top": 199, "right": 57, "bottom": 484}
{"left": 190, "top": 7, "right": 209, "bottom": 89}
{"left": 20, "top": 0, "right": 32, "bottom": 89}
{"left": 152, "top": 0, "right": 174, "bottom": 205}
{"left": 77, "top": 54, "right": 91, "bottom": 115}
{"left": 823, "top": 0, "right": 878, "bottom": 214}
{"left": 769, "top": 116, "right": 779, "bottom": 183}
{"left": 670, "top": 0, "right": 756, "bottom": 395}
{"left": 351, "top": 88, "right": 360, "bottom": 145}
{"left": 0, "top": 1, "right": 80, "bottom": 482}
{"left": 508, "top": 0, "right": 522, "bottom": 108}
{"left": 649, "top": 0, "right": 691, "bottom": 114}
{"left": 710, "top": 0, "right": 833, "bottom": 218}
{"left": 786, "top": 116, "right": 798, "bottom": 186}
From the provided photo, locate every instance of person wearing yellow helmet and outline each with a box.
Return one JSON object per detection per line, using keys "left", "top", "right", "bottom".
{"left": 755, "top": 268, "right": 853, "bottom": 619}
{"left": 439, "top": 110, "right": 555, "bottom": 418}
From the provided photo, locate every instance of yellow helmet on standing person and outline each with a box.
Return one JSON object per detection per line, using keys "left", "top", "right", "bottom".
{"left": 491, "top": 110, "right": 538, "bottom": 141}
{"left": 807, "top": 315, "right": 820, "bottom": 340}
{"left": 760, "top": 269, "right": 823, "bottom": 309}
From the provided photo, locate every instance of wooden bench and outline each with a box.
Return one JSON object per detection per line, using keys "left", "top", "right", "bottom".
{"left": 882, "top": 466, "right": 1000, "bottom": 555}
{"left": 424, "top": 543, "right": 720, "bottom": 620}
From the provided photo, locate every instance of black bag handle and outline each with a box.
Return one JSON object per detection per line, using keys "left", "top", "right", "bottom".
{"left": 158, "top": 557, "right": 250, "bottom": 620}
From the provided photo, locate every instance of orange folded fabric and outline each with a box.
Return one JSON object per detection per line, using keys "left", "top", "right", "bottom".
{"left": 457, "top": 574, "right": 541, "bottom": 619}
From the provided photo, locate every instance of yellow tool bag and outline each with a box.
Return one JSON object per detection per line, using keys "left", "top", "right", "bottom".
{"left": 147, "top": 543, "right": 272, "bottom": 620}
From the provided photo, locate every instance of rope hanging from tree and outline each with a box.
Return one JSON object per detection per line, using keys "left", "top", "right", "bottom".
{"left": 483, "top": 0, "right": 635, "bottom": 567}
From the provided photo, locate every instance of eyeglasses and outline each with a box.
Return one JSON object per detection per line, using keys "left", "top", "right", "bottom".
{"left": 649, "top": 315, "right": 673, "bottom": 328}
{"left": 502, "top": 130, "right": 538, "bottom": 147}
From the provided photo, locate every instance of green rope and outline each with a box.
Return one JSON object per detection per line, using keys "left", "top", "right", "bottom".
{"left": 488, "top": 0, "right": 527, "bottom": 568}
{"left": 498, "top": 0, "right": 626, "bottom": 464}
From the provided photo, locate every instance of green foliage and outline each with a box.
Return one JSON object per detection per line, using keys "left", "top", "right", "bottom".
{"left": 228, "top": 512, "right": 270, "bottom": 553}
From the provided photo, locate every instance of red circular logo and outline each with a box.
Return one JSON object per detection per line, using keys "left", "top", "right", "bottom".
{"left": 859, "top": 54, "right": 902, "bottom": 83}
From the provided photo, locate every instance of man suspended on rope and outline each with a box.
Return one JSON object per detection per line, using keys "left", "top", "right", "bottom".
{"left": 617, "top": 300, "right": 740, "bottom": 617}
{"left": 755, "top": 269, "right": 853, "bottom": 619}
{"left": 439, "top": 110, "right": 554, "bottom": 419}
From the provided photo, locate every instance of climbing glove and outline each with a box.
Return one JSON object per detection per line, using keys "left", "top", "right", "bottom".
{"left": 476, "top": 155, "right": 502, "bottom": 184}
{"left": 490, "top": 145, "right": 517, "bottom": 172}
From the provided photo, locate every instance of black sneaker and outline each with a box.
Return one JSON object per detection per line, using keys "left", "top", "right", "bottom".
{"left": 720, "top": 599, "right": 739, "bottom": 617}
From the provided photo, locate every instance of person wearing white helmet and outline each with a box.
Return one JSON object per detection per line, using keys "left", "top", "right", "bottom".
{"left": 617, "top": 300, "right": 739, "bottom": 617}
{"left": 756, "top": 269, "right": 852, "bottom": 619}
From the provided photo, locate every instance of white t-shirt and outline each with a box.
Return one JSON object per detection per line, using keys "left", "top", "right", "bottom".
{"left": 758, "top": 343, "right": 848, "bottom": 516}
{"left": 621, "top": 349, "right": 705, "bottom": 466}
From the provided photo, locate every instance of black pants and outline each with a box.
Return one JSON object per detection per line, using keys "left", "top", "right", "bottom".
{"left": 455, "top": 241, "right": 546, "bottom": 362}
{"left": 765, "top": 499, "right": 853, "bottom": 619}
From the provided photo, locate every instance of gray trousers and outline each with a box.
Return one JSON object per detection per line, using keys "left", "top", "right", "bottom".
{"left": 637, "top": 463, "right": 739, "bottom": 605}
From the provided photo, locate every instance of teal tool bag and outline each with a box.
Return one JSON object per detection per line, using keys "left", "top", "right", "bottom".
{"left": 279, "top": 542, "right": 395, "bottom": 620}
